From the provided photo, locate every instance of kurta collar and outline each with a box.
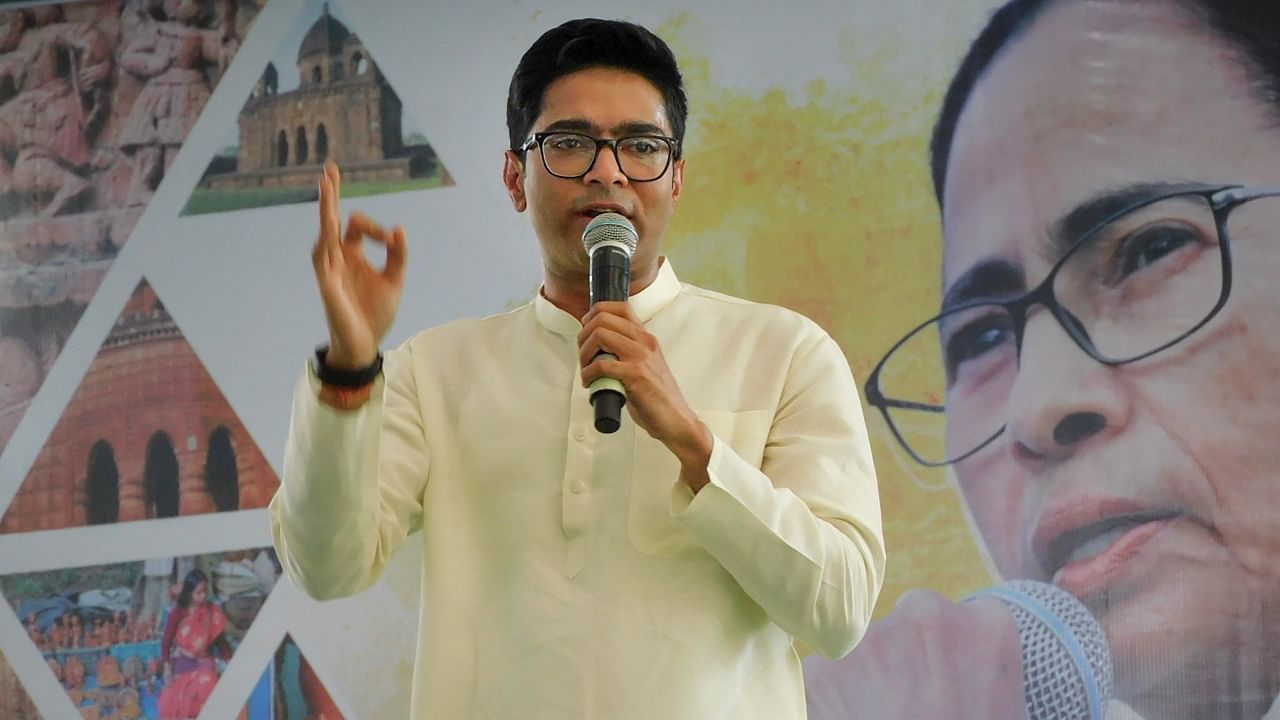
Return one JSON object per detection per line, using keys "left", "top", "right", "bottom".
{"left": 534, "top": 258, "right": 681, "bottom": 338}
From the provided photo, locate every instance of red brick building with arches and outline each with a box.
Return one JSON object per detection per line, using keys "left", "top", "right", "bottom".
{"left": 1, "top": 282, "right": 277, "bottom": 533}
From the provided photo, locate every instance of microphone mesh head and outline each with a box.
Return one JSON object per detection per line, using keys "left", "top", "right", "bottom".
{"left": 990, "top": 580, "right": 1114, "bottom": 720}
{"left": 582, "top": 212, "right": 638, "bottom": 257}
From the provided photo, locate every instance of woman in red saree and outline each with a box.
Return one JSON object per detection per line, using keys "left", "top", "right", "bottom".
{"left": 157, "top": 569, "right": 228, "bottom": 719}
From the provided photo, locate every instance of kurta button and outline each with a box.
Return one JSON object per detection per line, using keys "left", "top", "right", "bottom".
{"left": 574, "top": 427, "right": 587, "bottom": 441}
{"left": 570, "top": 481, "right": 585, "bottom": 494}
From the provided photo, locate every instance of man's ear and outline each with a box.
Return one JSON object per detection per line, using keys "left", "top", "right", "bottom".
{"left": 670, "top": 157, "right": 684, "bottom": 204}
{"left": 503, "top": 150, "right": 527, "bottom": 212}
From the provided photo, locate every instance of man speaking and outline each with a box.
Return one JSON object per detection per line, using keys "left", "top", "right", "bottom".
{"left": 269, "top": 17, "right": 885, "bottom": 719}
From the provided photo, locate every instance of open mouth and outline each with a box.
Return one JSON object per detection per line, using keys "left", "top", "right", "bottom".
{"left": 578, "top": 205, "right": 628, "bottom": 218}
{"left": 1039, "top": 509, "right": 1177, "bottom": 576}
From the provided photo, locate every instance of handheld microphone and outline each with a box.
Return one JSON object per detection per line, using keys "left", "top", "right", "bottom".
{"left": 966, "top": 580, "right": 1114, "bottom": 720}
{"left": 582, "top": 212, "right": 638, "bottom": 434}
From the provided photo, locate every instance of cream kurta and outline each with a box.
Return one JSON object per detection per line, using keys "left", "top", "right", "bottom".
{"left": 270, "top": 261, "right": 885, "bottom": 719}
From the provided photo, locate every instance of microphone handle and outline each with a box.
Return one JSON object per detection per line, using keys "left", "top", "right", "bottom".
{"left": 588, "top": 245, "right": 631, "bottom": 433}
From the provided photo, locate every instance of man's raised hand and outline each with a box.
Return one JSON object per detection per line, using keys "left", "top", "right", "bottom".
{"left": 311, "top": 162, "right": 407, "bottom": 369}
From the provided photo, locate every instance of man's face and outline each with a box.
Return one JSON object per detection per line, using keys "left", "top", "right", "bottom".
{"left": 942, "top": 1, "right": 1280, "bottom": 716}
{"left": 504, "top": 66, "right": 684, "bottom": 288}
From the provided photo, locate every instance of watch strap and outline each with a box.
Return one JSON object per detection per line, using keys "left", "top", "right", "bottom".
{"left": 312, "top": 345, "right": 383, "bottom": 388}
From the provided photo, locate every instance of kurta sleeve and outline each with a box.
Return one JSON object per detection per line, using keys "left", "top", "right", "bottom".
{"left": 269, "top": 343, "right": 431, "bottom": 600}
{"left": 673, "top": 328, "right": 886, "bottom": 659}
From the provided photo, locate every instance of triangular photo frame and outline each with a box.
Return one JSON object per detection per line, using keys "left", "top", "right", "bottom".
{"left": 181, "top": 0, "right": 453, "bottom": 216}
{"left": 0, "top": 278, "right": 279, "bottom": 534}
{"left": 239, "top": 633, "right": 349, "bottom": 719}
{"left": 0, "top": 546, "right": 282, "bottom": 720}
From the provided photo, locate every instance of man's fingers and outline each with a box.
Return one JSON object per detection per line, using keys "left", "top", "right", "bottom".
{"left": 318, "top": 168, "right": 340, "bottom": 251}
{"left": 384, "top": 225, "right": 408, "bottom": 283}
{"left": 326, "top": 160, "right": 341, "bottom": 200}
{"left": 316, "top": 165, "right": 347, "bottom": 281}
{"left": 581, "top": 354, "right": 626, "bottom": 388}
{"left": 312, "top": 222, "right": 340, "bottom": 278}
{"left": 578, "top": 309, "right": 648, "bottom": 350}
{"left": 579, "top": 326, "right": 643, "bottom": 368}
{"left": 344, "top": 211, "right": 389, "bottom": 244}
{"left": 314, "top": 163, "right": 409, "bottom": 294}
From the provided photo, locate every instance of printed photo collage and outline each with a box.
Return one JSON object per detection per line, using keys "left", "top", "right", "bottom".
{"left": 0, "top": 0, "right": 452, "bottom": 716}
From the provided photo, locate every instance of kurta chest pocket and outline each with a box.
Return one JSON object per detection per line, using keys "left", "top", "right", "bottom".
{"left": 627, "top": 410, "right": 772, "bottom": 557}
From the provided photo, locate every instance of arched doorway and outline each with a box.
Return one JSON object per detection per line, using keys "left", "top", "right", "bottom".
{"left": 205, "top": 426, "right": 239, "bottom": 512}
{"left": 85, "top": 440, "right": 119, "bottom": 525}
{"left": 315, "top": 124, "right": 329, "bottom": 164}
{"left": 296, "top": 126, "right": 309, "bottom": 165}
{"left": 276, "top": 129, "right": 288, "bottom": 167}
{"left": 144, "top": 432, "right": 180, "bottom": 519}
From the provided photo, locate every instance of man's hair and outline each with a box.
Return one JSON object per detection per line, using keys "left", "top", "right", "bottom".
{"left": 929, "top": 0, "right": 1280, "bottom": 207}
{"left": 506, "top": 18, "right": 687, "bottom": 157}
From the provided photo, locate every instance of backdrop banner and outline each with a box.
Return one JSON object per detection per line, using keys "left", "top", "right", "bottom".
{"left": 0, "top": 1, "right": 1270, "bottom": 719}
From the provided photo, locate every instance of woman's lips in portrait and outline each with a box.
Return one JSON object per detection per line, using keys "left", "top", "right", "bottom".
{"left": 1033, "top": 498, "right": 1183, "bottom": 601}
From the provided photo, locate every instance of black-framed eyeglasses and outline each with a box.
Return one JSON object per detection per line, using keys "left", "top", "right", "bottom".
{"left": 519, "top": 132, "right": 679, "bottom": 182}
{"left": 865, "top": 183, "right": 1280, "bottom": 467}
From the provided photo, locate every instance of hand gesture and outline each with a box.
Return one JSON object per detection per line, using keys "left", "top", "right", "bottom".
{"left": 312, "top": 162, "right": 407, "bottom": 368}
{"left": 578, "top": 302, "right": 712, "bottom": 474}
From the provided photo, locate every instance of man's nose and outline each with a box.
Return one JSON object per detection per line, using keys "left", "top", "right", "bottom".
{"left": 1003, "top": 310, "right": 1131, "bottom": 462}
{"left": 583, "top": 143, "right": 628, "bottom": 186}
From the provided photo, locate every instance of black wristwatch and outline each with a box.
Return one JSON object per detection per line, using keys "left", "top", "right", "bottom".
{"left": 312, "top": 345, "right": 383, "bottom": 388}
